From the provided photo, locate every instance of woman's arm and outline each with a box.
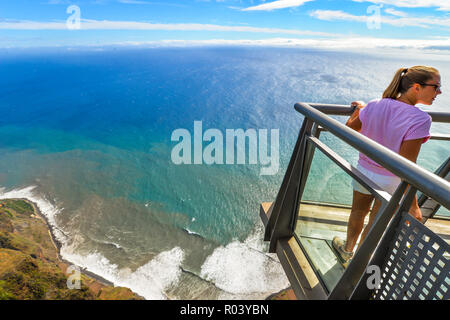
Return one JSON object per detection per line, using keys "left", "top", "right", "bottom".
{"left": 399, "top": 138, "right": 422, "bottom": 163}
{"left": 399, "top": 138, "right": 423, "bottom": 221}
{"left": 346, "top": 101, "right": 366, "bottom": 132}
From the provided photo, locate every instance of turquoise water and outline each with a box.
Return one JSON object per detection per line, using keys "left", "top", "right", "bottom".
{"left": 0, "top": 47, "right": 448, "bottom": 299}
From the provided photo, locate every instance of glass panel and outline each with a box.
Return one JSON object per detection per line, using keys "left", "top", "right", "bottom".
{"left": 322, "top": 120, "right": 450, "bottom": 219}
{"left": 417, "top": 139, "right": 450, "bottom": 219}
{"left": 436, "top": 207, "right": 450, "bottom": 218}
{"left": 301, "top": 141, "right": 354, "bottom": 207}
{"left": 318, "top": 130, "right": 359, "bottom": 168}
{"left": 294, "top": 140, "right": 379, "bottom": 293}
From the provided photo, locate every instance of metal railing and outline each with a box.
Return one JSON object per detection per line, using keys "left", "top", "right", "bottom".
{"left": 263, "top": 102, "right": 450, "bottom": 300}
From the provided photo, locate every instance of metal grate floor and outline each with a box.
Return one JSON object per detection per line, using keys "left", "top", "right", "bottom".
{"left": 374, "top": 212, "right": 449, "bottom": 300}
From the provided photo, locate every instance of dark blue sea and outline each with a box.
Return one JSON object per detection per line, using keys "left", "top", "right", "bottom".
{"left": 0, "top": 46, "right": 448, "bottom": 299}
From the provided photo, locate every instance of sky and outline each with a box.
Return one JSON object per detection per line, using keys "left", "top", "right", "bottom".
{"left": 0, "top": 0, "right": 449, "bottom": 50}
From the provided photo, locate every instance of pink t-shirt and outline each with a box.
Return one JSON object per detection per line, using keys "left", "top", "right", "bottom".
{"left": 358, "top": 98, "right": 431, "bottom": 176}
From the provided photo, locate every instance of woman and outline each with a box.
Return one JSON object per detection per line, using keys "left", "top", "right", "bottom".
{"left": 332, "top": 66, "right": 442, "bottom": 263}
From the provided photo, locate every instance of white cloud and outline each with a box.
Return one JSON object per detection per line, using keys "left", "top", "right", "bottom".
{"left": 310, "top": 10, "right": 367, "bottom": 23}
{"left": 241, "top": 0, "right": 314, "bottom": 11}
{"left": 0, "top": 19, "right": 334, "bottom": 36}
{"left": 88, "top": 37, "right": 450, "bottom": 53}
{"left": 310, "top": 9, "right": 450, "bottom": 28}
{"left": 3, "top": 34, "right": 450, "bottom": 54}
{"left": 352, "top": 0, "right": 450, "bottom": 11}
{"left": 384, "top": 8, "right": 409, "bottom": 17}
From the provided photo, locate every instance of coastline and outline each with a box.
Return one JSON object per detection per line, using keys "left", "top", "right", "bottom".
{"left": 2, "top": 197, "right": 122, "bottom": 290}
{"left": 1, "top": 196, "right": 289, "bottom": 300}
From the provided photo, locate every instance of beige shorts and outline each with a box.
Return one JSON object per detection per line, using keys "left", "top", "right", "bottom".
{"left": 352, "top": 164, "right": 401, "bottom": 196}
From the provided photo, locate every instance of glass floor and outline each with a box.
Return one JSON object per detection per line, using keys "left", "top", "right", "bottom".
{"left": 294, "top": 202, "right": 370, "bottom": 293}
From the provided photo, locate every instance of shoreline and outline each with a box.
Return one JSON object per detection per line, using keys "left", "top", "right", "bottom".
{"left": 1, "top": 196, "right": 289, "bottom": 300}
{"left": 4, "top": 197, "right": 116, "bottom": 288}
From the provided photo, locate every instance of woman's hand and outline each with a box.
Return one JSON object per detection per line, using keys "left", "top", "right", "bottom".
{"left": 409, "top": 206, "right": 423, "bottom": 222}
{"left": 351, "top": 101, "right": 366, "bottom": 110}
{"left": 346, "top": 101, "right": 365, "bottom": 131}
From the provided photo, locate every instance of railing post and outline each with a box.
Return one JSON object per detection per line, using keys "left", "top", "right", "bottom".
{"left": 289, "top": 125, "right": 321, "bottom": 234}
{"left": 264, "top": 118, "right": 307, "bottom": 242}
{"left": 266, "top": 118, "right": 314, "bottom": 252}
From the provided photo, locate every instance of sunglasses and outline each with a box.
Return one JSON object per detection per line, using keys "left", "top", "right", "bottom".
{"left": 420, "top": 83, "right": 441, "bottom": 92}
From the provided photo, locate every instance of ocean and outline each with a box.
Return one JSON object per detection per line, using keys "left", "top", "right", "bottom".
{"left": 0, "top": 46, "right": 449, "bottom": 299}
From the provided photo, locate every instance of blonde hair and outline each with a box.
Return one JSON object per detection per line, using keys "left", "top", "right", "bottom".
{"left": 382, "top": 65, "right": 440, "bottom": 99}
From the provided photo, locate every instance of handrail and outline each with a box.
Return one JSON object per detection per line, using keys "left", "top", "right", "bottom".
{"left": 306, "top": 102, "right": 450, "bottom": 122}
{"left": 294, "top": 102, "right": 450, "bottom": 209}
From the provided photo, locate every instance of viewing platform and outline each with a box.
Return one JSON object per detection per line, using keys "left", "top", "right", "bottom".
{"left": 260, "top": 103, "right": 450, "bottom": 300}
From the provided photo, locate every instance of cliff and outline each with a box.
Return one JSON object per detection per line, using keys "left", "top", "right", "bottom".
{"left": 0, "top": 198, "right": 143, "bottom": 300}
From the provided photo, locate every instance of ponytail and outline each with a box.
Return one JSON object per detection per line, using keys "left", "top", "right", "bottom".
{"left": 383, "top": 66, "right": 439, "bottom": 99}
{"left": 382, "top": 67, "right": 408, "bottom": 99}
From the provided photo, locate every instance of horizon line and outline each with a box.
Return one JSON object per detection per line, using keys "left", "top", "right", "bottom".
{"left": 1, "top": 37, "right": 449, "bottom": 53}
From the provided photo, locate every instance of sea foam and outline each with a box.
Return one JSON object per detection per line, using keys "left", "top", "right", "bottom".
{"left": 0, "top": 185, "right": 68, "bottom": 245}
{"left": 0, "top": 185, "right": 289, "bottom": 300}
{"left": 62, "top": 246, "right": 185, "bottom": 300}
{"left": 199, "top": 223, "right": 290, "bottom": 299}
{"left": 0, "top": 185, "right": 185, "bottom": 300}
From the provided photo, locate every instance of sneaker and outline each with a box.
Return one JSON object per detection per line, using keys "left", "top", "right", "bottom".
{"left": 332, "top": 236, "right": 353, "bottom": 264}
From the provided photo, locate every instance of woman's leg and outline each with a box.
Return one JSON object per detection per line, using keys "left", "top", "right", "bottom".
{"left": 356, "top": 198, "right": 382, "bottom": 252}
{"left": 344, "top": 190, "right": 375, "bottom": 252}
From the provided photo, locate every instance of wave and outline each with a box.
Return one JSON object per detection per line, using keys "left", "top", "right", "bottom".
{"left": 199, "top": 223, "right": 290, "bottom": 299}
{"left": 62, "top": 246, "right": 185, "bottom": 300}
{"left": 0, "top": 185, "right": 68, "bottom": 246}
{"left": 0, "top": 185, "right": 289, "bottom": 300}
{"left": 182, "top": 227, "right": 203, "bottom": 238}
{"left": 0, "top": 185, "right": 185, "bottom": 300}
{"left": 90, "top": 236, "right": 124, "bottom": 250}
